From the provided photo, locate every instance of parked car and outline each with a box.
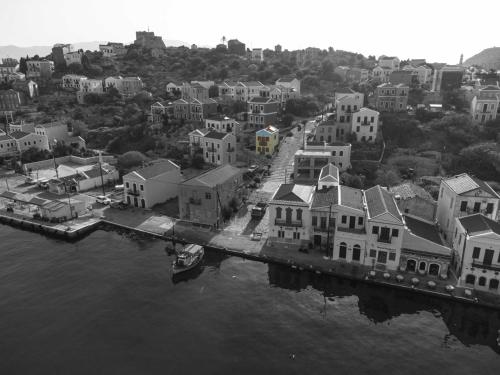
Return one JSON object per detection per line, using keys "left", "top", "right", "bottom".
{"left": 96, "top": 195, "right": 112, "bottom": 205}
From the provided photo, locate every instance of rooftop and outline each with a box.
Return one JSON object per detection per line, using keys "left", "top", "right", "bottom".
{"left": 339, "top": 185, "right": 364, "bottom": 210}
{"left": 9, "top": 131, "right": 30, "bottom": 139}
{"left": 365, "top": 185, "right": 402, "bottom": 221}
{"left": 389, "top": 183, "right": 434, "bottom": 201}
{"left": 404, "top": 215, "right": 444, "bottom": 245}
{"left": 126, "top": 159, "right": 179, "bottom": 180}
{"left": 459, "top": 214, "right": 500, "bottom": 236}
{"left": 204, "top": 131, "right": 229, "bottom": 140}
{"left": 272, "top": 183, "right": 315, "bottom": 204}
{"left": 312, "top": 186, "right": 339, "bottom": 208}
{"left": 319, "top": 163, "right": 339, "bottom": 181}
{"left": 443, "top": 173, "right": 499, "bottom": 198}
{"left": 182, "top": 164, "right": 242, "bottom": 188}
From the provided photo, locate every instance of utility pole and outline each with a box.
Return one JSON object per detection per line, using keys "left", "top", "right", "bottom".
{"left": 53, "top": 153, "right": 59, "bottom": 179}
{"left": 325, "top": 203, "right": 333, "bottom": 258}
{"left": 99, "top": 160, "right": 105, "bottom": 196}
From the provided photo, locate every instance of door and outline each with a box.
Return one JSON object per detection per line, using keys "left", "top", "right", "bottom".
{"left": 141, "top": 199, "right": 145, "bottom": 208}
{"left": 377, "top": 250, "right": 387, "bottom": 264}
{"left": 134, "top": 197, "right": 138, "bottom": 207}
{"left": 349, "top": 216, "right": 356, "bottom": 229}
{"left": 314, "top": 235, "right": 322, "bottom": 246}
{"left": 285, "top": 207, "right": 292, "bottom": 224}
{"left": 380, "top": 227, "right": 390, "bottom": 241}
{"left": 484, "top": 249, "right": 494, "bottom": 266}
{"left": 127, "top": 196, "right": 131, "bottom": 205}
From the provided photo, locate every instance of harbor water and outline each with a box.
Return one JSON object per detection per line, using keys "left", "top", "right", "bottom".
{"left": 1, "top": 226, "right": 499, "bottom": 374}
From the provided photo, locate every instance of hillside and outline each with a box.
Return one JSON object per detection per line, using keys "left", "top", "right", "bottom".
{"left": 464, "top": 47, "right": 500, "bottom": 70}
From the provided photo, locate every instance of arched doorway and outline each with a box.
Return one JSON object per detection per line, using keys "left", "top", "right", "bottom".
{"left": 352, "top": 244, "right": 361, "bottom": 261}
{"left": 419, "top": 261, "right": 427, "bottom": 273}
{"left": 428, "top": 263, "right": 440, "bottom": 276}
{"left": 126, "top": 196, "right": 131, "bottom": 205}
{"left": 465, "top": 274, "right": 476, "bottom": 285}
{"left": 478, "top": 276, "right": 487, "bottom": 287}
{"left": 406, "top": 259, "right": 416, "bottom": 272}
{"left": 339, "top": 242, "right": 347, "bottom": 259}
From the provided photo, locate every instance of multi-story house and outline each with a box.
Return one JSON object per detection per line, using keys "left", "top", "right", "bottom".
{"left": 166, "top": 81, "right": 182, "bottom": 96}
{"left": 378, "top": 56, "right": 400, "bottom": 70}
{"left": 403, "top": 64, "right": 433, "bottom": 85}
{"left": 293, "top": 142, "right": 351, "bottom": 182}
{"left": 269, "top": 85, "right": 300, "bottom": 109}
{"left": 470, "top": 85, "right": 500, "bottom": 124}
{"left": 181, "top": 82, "right": 210, "bottom": 101}
{"left": 346, "top": 68, "right": 369, "bottom": 83}
{"left": 62, "top": 74, "right": 87, "bottom": 90}
{"left": 123, "top": 159, "right": 181, "bottom": 209}
{"left": 275, "top": 77, "right": 301, "bottom": 95}
{"left": 99, "top": 42, "right": 126, "bottom": 57}
{"left": 77, "top": 79, "right": 104, "bottom": 104}
{"left": 389, "top": 182, "right": 436, "bottom": 222}
{"left": 247, "top": 97, "right": 278, "bottom": 129}
{"left": 104, "top": 76, "right": 144, "bottom": 98}
{"left": 453, "top": 214, "right": 500, "bottom": 294}
{"left": 188, "top": 128, "right": 210, "bottom": 155}
{"left": 0, "top": 134, "right": 17, "bottom": 157}
{"left": 255, "top": 125, "right": 279, "bottom": 155}
{"left": 364, "top": 185, "right": 405, "bottom": 271}
{"left": 26, "top": 60, "right": 54, "bottom": 80}
{"left": 173, "top": 98, "right": 218, "bottom": 121}
{"left": 64, "top": 51, "right": 83, "bottom": 66}
{"left": 34, "top": 122, "right": 69, "bottom": 148}
{"left": 0, "top": 89, "right": 21, "bottom": 112}
{"left": 0, "top": 58, "right": 18, "bottom": 82}
{"left": 351, "top": 107, "right": 379, "bottom": 143}
{"left": 150, "top": 101, "right": 172, "bottom": 124}
{"left": 372, "top": 66, "right": 393, "bottom": 83}
{"left": 374, "top": 83, "right": 409, "bottom": 112}
{"left": 52, "top": 44, "right": 73, "bottom": 67}
{"left": 227, "top": 39, "right": 246, "bottom": 55}
{"left": 335, "top": 89, "right": 364, "bottom": 137}
{"left": 201, "top": 131, "right": 236, "bottom": 165}
{"left": 10, "top": 131, "right": 50, "bottom": 153}
{"left": 251, "top": 48, "right": 264, "bottom": 62}
{"left": 431, "top": 65, "right": 464, "bottom": 92}
{"left": 236, "top": 81, "right": 268, "bottom": 102}
{"left": 179, "top": 164, "right": 244, "bottom": 227}
{"left": 205, "top": 115, "right": 240, "bottom": 136}
{"left": 436, "top": 173, "right": 500, "bottom": 244}
{"left": 268, "top": 183, "right": 315, "bottom": 246}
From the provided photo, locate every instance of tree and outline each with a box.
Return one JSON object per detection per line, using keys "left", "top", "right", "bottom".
{"left": 375, "top": 170, "right": 400, "bottom": 187}
{"left": 71, "top": 120, "right": 89, "bottom": 137}
{"left": 117, "top": 151, "right": 148, "bottom": 170}
{"left": 67, "top": 62, "right": 84, "bottom": 74}
{"left": 281, "top": 114, "right": 294, "bottom": 127}
{"left": 208, "top": 85, "right": 219, "bottom": 98}
{"left": 19, "top": 57, "right": 27, "bottom": 74}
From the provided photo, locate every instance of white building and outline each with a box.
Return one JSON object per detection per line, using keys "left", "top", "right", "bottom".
{"left": 436, "top": 173, "right": 500, "bottom": 244}
{"left": 268, "top": 184, "right": 315, "bottom": 246}
{"left": 470, "top": 85, "right": 500, "bottom": 124}
{"left": 205, "top": 115, "right": 240, "bottom": 136}
{"left": 275, "top": 77, "right": 301, "bottom": 95}
{"left": 351, "top": 107, "right": 379, "bottom": 143}
{"left": 9, "top": 131, "right": 49, "bottom": 153}
{"left": 64, "top": 51, "right": 83, "bottom": 66}
{"left": 77, "top": 79, "right": 104, "bottom": 104}
{"left": 122, "top": 159, "right": 182, "bottom": 209}
{"left": 453, "top": 214, "right": 500, "bottom": 294}
{"left": 201, "top": 131, "right": 236, "bottom": 166}
{"left": 251, "top": 48, "right": 264, "bottom": 62}
{"left": 62, "top": 74, "right": 87, "bottom": 90}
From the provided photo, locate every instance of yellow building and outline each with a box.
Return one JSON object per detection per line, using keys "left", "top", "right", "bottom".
{"left": 256, "top": 125, "right": 279, "bottom": 155}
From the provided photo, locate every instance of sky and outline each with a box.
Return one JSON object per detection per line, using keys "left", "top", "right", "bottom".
{"left": 1, "top": 0, "right": 499, "bottom": 64}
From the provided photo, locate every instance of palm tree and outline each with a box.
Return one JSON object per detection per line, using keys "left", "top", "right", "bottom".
{"left": 221, "top": 36, "right": 226, "bottom": 45}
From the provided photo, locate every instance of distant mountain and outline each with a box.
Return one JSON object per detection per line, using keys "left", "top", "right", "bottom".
{"left": 0, "top": 39, "right": 193, "bottom": 60}
{"left": 464, "top": 47, "right": 500, "bottom": 70}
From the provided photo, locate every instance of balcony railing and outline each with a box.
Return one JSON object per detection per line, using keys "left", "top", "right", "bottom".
{"left": 127, "top": 189, "right": 140, "bottom": 196}
{"left": 337, "top": 226, "right": 366, "bottom": 235}
{"left": 472, "top": 260, "right": 500, "bottom": 272}
{"left": 275, "top": 219, "right": 303, "bottom": 227}
{"left": 377, "top": 235, "right": 392, "bottom": 244}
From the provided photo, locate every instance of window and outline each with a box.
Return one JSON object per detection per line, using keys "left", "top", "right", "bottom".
{"left": 370, "top": 116, "right": 374, "bottom": 122}
{"left": 205, "top": 193, "right": 211, "bottom": 199}
{"left": 356, "top": 126, "right": 360, "bottom": 132}
{"left": 369, "top": 249, "right": 377, "bottom": 258}
{"left": 140, "top": 184, "right": 144, "bottom": 191}
{"left": 486, "top": 203, "right": 494, "bottom": 214}
{"left": 293, "top": 232, "right": 300, "bottom": 240}
{"left": 372, "top": 226, "right": 379, "bottom": 234}
{"left": 459, "top": 201, "right": 468, "bottom": 212}
{"left": 370, "top": 126, "right": 373, "bottom": 132}
{"left": 339, "top": 242, "right": 347, "bottom": 259}
{"left": 340, "top": 151, "right": 343, "bottom": 156}
{"left": 352, "top": 245, "right": 361, "bottom": 261}
{"left": 276, "top": 207, "right": 282, "bottom": 219}
{"left": 278, "top": 230, "right": 285, "bottom": 238}
{"left": 465, "top": 274, "right": 476, "bottom": 285}
{"left": 312, "top": 216, "right": 317, "bottom": 226}
{"left": 473, "top": 202, "right": 481, "bottom": 213}
{"left": 419, "top": 261, "right": 426, "bottom": 271}
{"left": 358, "top": 217, "right": 363, "bottom": 226}
{"left": 392, "top": 229, "right": 399, "bottom": 237}
{"left": 489, "top": 279, "right": 499, "bottom": 290}
{"left": 296, "top": 209, "right": 302, "bottom": 221}
{"left": 478, "top": 277, "right": 486, "bottom": 286}
{"left": 377, "top": 251, "right": 387, "bottom": 264}
{"left": 320, "top": 217, "right": 327, "bottom": 228}
{"left": 389, "top": 252, "right": 396, "bottom": 261}
{"left": 472, "top": 247, "right": 481, "bottom": 259}
{"left": 341, "top": 215, "right": 347, "bottom": 224}
{"left": 332, "top": 151, "right": 336, "bottom": 156}
{"left": 357, "top": 117, "right": 360, "bottom": 123}
{"left": 125, "top": 182, "right": 129, "bottom": 188}
{"left": 449, "top": 197, "right": 454, "bottom": 209}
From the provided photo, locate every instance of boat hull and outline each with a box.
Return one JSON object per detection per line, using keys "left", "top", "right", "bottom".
{"left": 172, "top": 249, "right": 204, "bottom": 275}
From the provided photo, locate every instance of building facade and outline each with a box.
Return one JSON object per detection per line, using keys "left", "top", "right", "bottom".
{"left": 351, "top": 107, "right": 379, "bottom": 143}
{"left": 247, "top": 97, "right": 278, "bottom": 129}
{"left": 374, "top": 83, "right": 409, "bottom": 112}
{"left": 256, "top": 125, "right": 279, "bottom": 155}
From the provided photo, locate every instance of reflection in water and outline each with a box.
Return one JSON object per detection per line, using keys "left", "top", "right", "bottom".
{"left": 267, "top": 263, "right": 500, "bottom": 353}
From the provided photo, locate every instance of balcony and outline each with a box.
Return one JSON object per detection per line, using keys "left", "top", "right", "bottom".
{"left": 313, "top": 226, "right": 334, "bottom": 233}
{"left": 377, "top": 235, "right": 392, "bottom": 244}
{"left": 127, "top": 189, "right": 140, "bottom": 196}
{"left": 337, "top": 226, "right": 366, "bottom": 235}
{"left": 472, "top": 260, "right": 500, "bottom": 272}
{"left": 275, "top": 219, "right": 303, "bottom": 227}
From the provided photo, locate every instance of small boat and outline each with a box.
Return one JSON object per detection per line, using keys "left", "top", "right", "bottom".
{"left": 172, "top": 244, "right": 204, "bottom": 275}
